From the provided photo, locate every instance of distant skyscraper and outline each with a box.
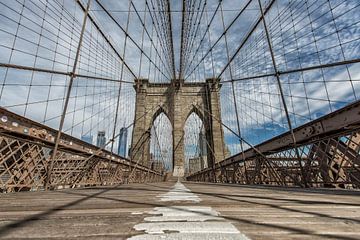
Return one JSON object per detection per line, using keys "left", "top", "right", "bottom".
{"left": 81, "top": 135, "right": 93, "bottom": 145}
{"left": 188, "top": 157, "right": 202, "bottom": 174}
{"left": 96, "top": 131, "right": 106, "bottom": 148}
{"left": 117, "top": 127, "right": 128, "bottom": 157}
{"left": 198, "top": 132, "right": 207, "bottom": 169}
{"left": 198, "top": 132, "right": 207, "bottom": 156}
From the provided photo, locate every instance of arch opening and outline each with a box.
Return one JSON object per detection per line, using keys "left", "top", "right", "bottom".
{"left": 183, "top": 111, "right": 208, "bottom": 175}
{"left": 149, "top": 112, "right": 173, "bottom": 172}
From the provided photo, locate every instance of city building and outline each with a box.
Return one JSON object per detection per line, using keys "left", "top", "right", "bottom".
{"left": 96, "top": 131, "right": 106, "bottom": 148}
{"left": 151, "top": 160, "right": 164, "bottom": 172}
{"left": 198, "top": 132, "right": 206, "bottom": 155}
{"left": 117, "top": 127, "right": 128, "bottom": 157}
{"left": 198, "top": 132, "right": 207, "bottom": 169}
{"left": 81, "top": 135, "right": 93, "bottom": 145}
{"left": 188, "top": 157, "right": 202, "bottom": 174}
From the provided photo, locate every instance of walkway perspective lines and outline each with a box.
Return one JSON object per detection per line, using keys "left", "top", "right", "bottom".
{"left": 129, "top": 181, "right": 250, "bottom": 239}
{"left": 158, "top": 181, "right": 201, "bottom": 202}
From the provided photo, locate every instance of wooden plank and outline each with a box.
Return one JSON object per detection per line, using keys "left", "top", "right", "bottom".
{"left": 0, "top": 182, "right": 359, "bottom": 239}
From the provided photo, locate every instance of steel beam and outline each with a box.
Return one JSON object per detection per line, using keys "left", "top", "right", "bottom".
{"left": 0, "top": 107, "right": 161, "bottom": 176}
{"left": 189, "top": 100, "right": 360, "bottom": 173}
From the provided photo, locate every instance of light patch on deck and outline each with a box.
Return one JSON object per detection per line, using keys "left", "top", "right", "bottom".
{"left": 144, "top": 206, "right": 223, "bottom": 222}
{"left": 131, "top": 212, "right": 144, "bottom": 215}
{"left": 129, "top": 233, "right": 248, "bottom": 239}
{"left": 158, "top": 181, "right": 201, "bottom": 202}
{"left": 128, "top": 182, "right": 250, "bottom": 240}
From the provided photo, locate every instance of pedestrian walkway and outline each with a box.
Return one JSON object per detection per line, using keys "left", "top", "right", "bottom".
{"left": 0, "top": 181, "right": 359, "bottom": 239}
{"left": 129, "top": 181, "right": 249, "bottom": 239}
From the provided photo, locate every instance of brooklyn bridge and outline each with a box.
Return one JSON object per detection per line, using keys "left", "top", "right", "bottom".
{"left": 0, "top": 0, "right": 359, "bottom": 239}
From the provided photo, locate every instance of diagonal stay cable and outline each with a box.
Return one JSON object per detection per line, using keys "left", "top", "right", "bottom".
{"left": 184, "top": 0, "right": 254, "bottom": 80}
{"left": 131, "top": 2, "right": 173, "bottom": 78}
{"left": 76, "top": 0, "right": 137, "bottom": 79}
{"left": 94, "top": 0, "right": 171, "bottom": 81}
{"left": 216, "top": 0, "right": 276, "bottom": 79}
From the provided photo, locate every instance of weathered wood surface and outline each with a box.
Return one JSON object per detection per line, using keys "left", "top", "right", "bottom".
{"left": 0, "top": 181, "right": 359, "bottom": 239}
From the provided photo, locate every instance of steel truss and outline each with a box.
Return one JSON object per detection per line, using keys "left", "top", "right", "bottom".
{"left": 0, "top": 108, "right": 163, "bottom": 192}
{"left": 187, "top": 101, "right": 360, "bottom": 189}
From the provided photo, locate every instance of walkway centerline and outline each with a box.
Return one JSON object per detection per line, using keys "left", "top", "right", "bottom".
{"left": 129, "top": 181, "right": 250, "bottom": 239}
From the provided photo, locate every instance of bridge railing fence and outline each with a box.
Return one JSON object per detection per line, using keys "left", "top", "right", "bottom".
{"left": 0, "top": 108, "right": 164, "bottom": 193}
{"left": 187, "top": 101, "right": 360, "bottom": 189}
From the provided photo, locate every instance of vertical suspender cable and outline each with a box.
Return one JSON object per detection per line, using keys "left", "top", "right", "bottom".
{"left": 45, "top": 0, "right": 92, "bottom": 190}
{"left": 257, "top": 0, "right": 307, "bottom": 187}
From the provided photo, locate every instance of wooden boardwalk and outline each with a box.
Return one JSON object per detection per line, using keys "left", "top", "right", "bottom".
{"left": 0, "top": 181, "right": 359, "bottom": 239}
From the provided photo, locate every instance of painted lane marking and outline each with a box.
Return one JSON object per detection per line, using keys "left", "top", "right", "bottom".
{"left": 158, "top": 181, "right": 201, "bottom": 202}
{"left": 144, "top": 206, "right": 223, "bottom": 222}
{"left": 128, "top": 182, "right": 250, "bottom": 240}
{"left": 129, "top": 233, "right": 249, "bottom": 239}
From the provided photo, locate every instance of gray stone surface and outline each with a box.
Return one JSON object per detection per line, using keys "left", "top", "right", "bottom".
{"left": 130, "top": 78, "right": 227, "bottom": 174}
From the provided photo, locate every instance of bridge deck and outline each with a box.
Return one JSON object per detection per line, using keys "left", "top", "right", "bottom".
{"left": 0, "top": 182, "right": 359, "bottom": 239}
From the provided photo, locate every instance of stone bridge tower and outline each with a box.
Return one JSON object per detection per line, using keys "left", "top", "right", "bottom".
{"left": 130, "top": 78, "right": 227, "bottom": 176}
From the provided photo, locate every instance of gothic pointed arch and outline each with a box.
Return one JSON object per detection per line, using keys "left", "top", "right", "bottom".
{"left": 183, "top": 109, "right": 208, "bottom": 174}
{"left": 131, "top": 78, "right": 226, "bottom": 176}
{"left": 150, "top": 105, "right": 172, "bottom": 130}
{"left": 149, "top": 110, "right": 173, "bottom": 171}
{"left": 182, "top": 105, "right": 205, "bottom": 130}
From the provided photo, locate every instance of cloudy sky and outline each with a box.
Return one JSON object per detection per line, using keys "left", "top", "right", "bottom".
{"left": 0, "top": 0, "right": 359, "bottom": 170}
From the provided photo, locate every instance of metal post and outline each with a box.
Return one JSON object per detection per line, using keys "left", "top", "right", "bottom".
{"left": 257, "top": 0, "right": 307, "bottom": 187}
{"left": 219, "top": 2, "right": 249, "bottom": 184}
{"left": 45, "top": 0, "right": 91, "bottom": 190}
{"left": 110, "top": 0, "right": 132, "bottom": 153}
{"left": 166, "top": 0, "right": 176, "bottom": 79}
{"left": 179, "top": 0, "right": 186, "bottom": 79}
